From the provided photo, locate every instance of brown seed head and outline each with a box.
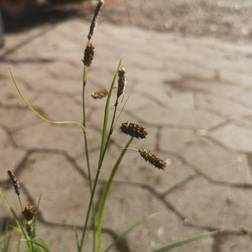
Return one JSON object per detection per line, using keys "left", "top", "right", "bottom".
{"left": 22, "top": 203, "right": 36, "bottom": 221}
{"left": 91, "top": 89, "right": 108, "bottom": 99}
{"left": 138, "top": 149, "right": 166, "bottom": 170}
{"left": 7, "top": 170, "right": 20, "bottom": 196}
{"left": 117, "top": 68, "right": 126, "bottom": 98}
{"left": 120, "top": 122, "right": 147, "bottom": 139}
{"left": 88, "top": 0, "right": 104, "bottom": 40}
{"left": 83, "top": 42, "right": 95, "bottom": 67}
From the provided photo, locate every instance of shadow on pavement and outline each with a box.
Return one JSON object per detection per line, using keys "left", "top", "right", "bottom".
{"left": 3, "top": 0, "right": 91, "bottom": 34}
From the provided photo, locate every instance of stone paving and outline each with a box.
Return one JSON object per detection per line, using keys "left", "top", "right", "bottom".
{"left": 1, "top": 16, "right": 252, "bottom": 252}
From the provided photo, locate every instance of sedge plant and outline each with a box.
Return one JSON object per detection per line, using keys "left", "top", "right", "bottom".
{"left": 0, "top": 0, "right": 218, "bottom": 251}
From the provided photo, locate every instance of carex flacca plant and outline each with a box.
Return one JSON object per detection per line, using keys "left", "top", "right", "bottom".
{"left": 0, "top": 1, "right": 217, "bottom": 251}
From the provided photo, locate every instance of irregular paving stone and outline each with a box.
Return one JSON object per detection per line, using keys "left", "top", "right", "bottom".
{"left": 234, "top": 89, "right": 252, "bottom": 109}
{"left": 211, "top": 123, "right": 252, "bottom": 153}
{"left": 159, "top": 127, "right": 197, "bottom": 152}
{"left": 0, "top": 107, "right": 39, "bottom": 131}
{"left": 195, "top": 94, "right": 252, "bottom": 120}
{"left": 77, "top": 147, "right": 195, "bottom": 193}
{"left": 0, "top": 127, "right": 26, "bottom": 181}
{"left": 135, "top": 107, "right": 223, "bottom": 129}
{"left": 124, "top": 92, "right": 159, "bottom": 112}
{"left": 45, "top": 61, "right": 82, "bottom": 81}
{"left": 166, "top": 177, "right": 252, "bottom": 230}
{"left": 220, "top": 71, "right": 252, "bottom": 88}
{"left": 103, "top": 184, "right": 213, "bottom": 252}
{"left": 164, "top": 59, "right": 215, "bottom": 81}
{"left": 135, "top": 82, "right": 176, "bottom": 108}
{"left": 176, "top": 79, "right": 244, "bottom": 99}
{"left": 33, "top": 76, "right": 83, "bottom": 95}
{"left": 3, "top": 15, "right": 252, "bottom": 252}
{"left": 164, "top": 92, "right": 195, "bottom": 110}
{"left": 0, "top": 79, "right": 35, "bottom": 107}
{"left": 19, "top": 152, "right": 90, "bottom": 226}
{"left": 37, "top": 224, "right": 115, "bottom": 252}
{"left": 13, "top": 123, "right": 99, "bottom": 157}
{"left": 180, "top": 137, "right": 252, "bottom": 184}
{"left": 219, "top": 234, "right": 252, "bottom": 252}
{"left": 32, "top": 91, "right": 83, "bottom": 122}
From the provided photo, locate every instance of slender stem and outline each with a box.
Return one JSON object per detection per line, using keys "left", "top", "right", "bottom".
{"left": 79, "top": 96, "right": 120, "bottom": 252}
{"left": 81, "top": 64, "right": 96, "bottom": 252}
{"left": 82, "top": 66, "right": 92, "bottom": 191}
{"left": 17, "top": 195, "right": 23, "bottom": 212}
{"left": 96, "top": 137, "right": 133, "bottom": 252}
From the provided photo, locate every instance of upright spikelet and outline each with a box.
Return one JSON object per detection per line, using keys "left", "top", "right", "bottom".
{"left": 88, "top": 0, "right": 104, "bottom": 41}
{"left": 117, "top": 67, "right": 126, "bottom": 98}
{"left": 83, "top": 42, "right": 95, "bottom": 67}
{"left": 7, "top": 170, "right": 20, "bottom": 196}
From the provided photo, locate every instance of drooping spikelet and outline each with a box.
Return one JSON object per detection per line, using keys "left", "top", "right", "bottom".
{"left": 138, "top": 149, "right": 166, "bottom": 170}
{"left": 120, "top": 122, "right": 147, "bottom": 139}
{"left": 117, "top": 68, "right": 126, "bottom": 98}
{"left": 83, "top": 42, "right": 95, "bottom": 67}
{"left": 7, "top": 170, "right": 20, "bottom": 196}
{"left": 88, "top": 0, "right": 104, "bottom": 40}
{"left": 22, "top": 203, "right": 36, "bottom": 221}
{"left": 91, "top": 89, "right": 108, "bottom": 99}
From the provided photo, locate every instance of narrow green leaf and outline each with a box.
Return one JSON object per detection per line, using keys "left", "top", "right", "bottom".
{"left": 17, "top": 236, "right": 21, "bottom": 252}
{"left": 104, "top": 212, "right": 159, "bottom": 252}
{"left": 96, "top": 137, "right": 133, "bottom": 252}
{"left": 0, "top": 233, "right": 11, "bottom": 252}
{"left": 30, "top": 239, "right": 52, "bottom": 252}
{"left": 0, "top": 190, "right": 33, "bottom": 252}
{"left": 152, "top": 231, "right": 218, "bottom": 252}
{"left": 98, "top": 60, "right": 122, "bottom": 165}
{"left": 10, "top": 69, "right": 85, "bottom": 131}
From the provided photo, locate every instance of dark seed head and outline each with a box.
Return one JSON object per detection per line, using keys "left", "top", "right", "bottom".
{"left": 7, "top": 170, "right": 20, "bottom": 196}
{"left": 120, "top": 122, "right": 147, "bottom": 139}
{"left": 91, "top": 89, "right": 108, "bottom": 99}
{"left": 22, "top": 203, "right": 36, "bottom": 221}
{"left": 138, "top": 149, "right": 166, "bottom": 170}
{"left": 83, "top": 42, "right": 95, "bottom": 67}
{"left": 88, "top": 0, "right": 104, "bottom": 40}
{"left": 117, "top": 68, "right": 126, "bottom": 98}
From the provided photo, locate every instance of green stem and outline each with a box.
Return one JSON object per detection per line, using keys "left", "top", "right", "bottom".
{"left": 96, "top": 137, "right": 133, "bottom": 252}
{"left": 81, "top": 64, "right": 96, "bottom": 252}
{"left": 79, "top": 72, "right": 121, "bottom": 252}
{"left": 17, "top": 195, "right": 23, "bottom": 212}
{"left": 82, "top": 66, "right": 93, "bottom": 191}
{"left": 0, "top": 190, "right": 33, "bottom": 252}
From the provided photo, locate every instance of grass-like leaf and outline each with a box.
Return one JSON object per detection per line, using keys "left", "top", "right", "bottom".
{"left": 152, "top": 231, "right": 218, "bottom": 252}
{"left": 10, "top": 69, "right": 85, "bottom": 131}
{"left": 104, "top": 212, "right": 159, "bottom": 252}
{"left": 30, "top": 239, "right": 52, "bottom": 252}
{"left": 0, "top": 190, "right": 33, "bottom": 252}
{"left": 0, "top": 232, "right": 11, "bottom": 252}
{"left": 98, "top": 60, "right": 122, "bottom": 165}
{"left": 96, "top": 137, "right": 133, "bottom": 252}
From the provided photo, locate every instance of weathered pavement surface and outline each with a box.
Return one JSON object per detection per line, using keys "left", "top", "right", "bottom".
{"left": 1, "top": 10, "right": 252, "bottom": 252}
